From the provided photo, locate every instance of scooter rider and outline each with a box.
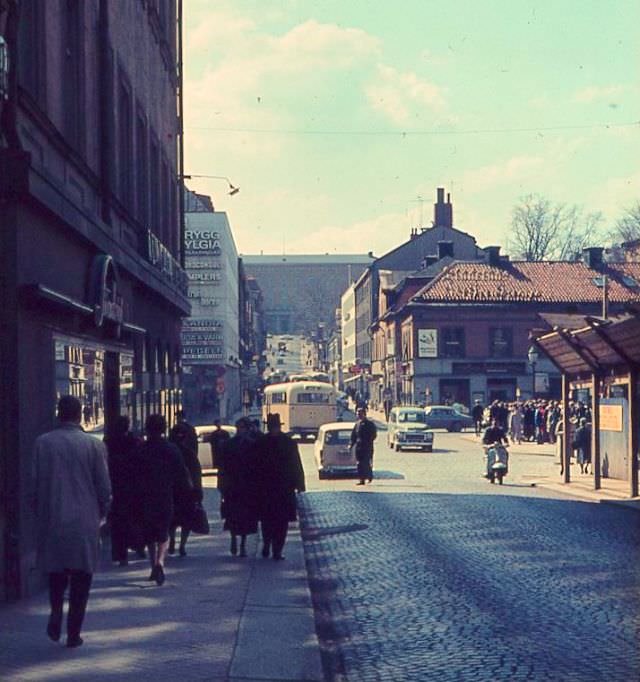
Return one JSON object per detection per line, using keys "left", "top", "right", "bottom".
{"left": 482, "top": 417, "right": 509, "bottom": 481}
{"left": 482, "top": 417, "right": 509, "bottom": 447}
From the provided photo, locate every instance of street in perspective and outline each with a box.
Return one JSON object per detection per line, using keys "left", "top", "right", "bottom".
{"left": 1, "top": 2, "right": 639, "bottom": 682}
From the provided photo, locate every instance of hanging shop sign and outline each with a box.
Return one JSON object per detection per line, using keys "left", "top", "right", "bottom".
{"left": 88, "top": 254, "right": 124, "bottom": 333}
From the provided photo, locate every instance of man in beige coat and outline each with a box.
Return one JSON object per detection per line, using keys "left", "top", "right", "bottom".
{"left": 33, "top": 395, "right": 112, "bottom": 647}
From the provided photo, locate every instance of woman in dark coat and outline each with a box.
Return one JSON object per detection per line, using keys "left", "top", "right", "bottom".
{"left": 219, "top": 418, "right": 259, "bottom": 557}
{"left": 103, "top": 416, "right": 143, "bottom": 565}
{"left": 138, "top": 414, "right": 192, "bottom": 585}
{"left": 168, "top": 419, "right": 203, "bottom": 557}
{"left": 256, "top": 414, "right": 306, "bottom": 561}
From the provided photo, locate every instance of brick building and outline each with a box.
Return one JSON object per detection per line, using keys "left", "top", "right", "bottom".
{"left": 241, "top": 254, "right": 373, "bottom": 335}
{"left": 376, "top": 247, "right": 640, "bottom": 408}
{"left": 0, "top": 1, "right": 188, "bottom": 599}
{"left": 354, "top": 187, "right": 487, "bottom": 403}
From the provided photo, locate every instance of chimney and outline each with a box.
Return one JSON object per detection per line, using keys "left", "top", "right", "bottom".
{"left": 437, "top": 240, "right": 454, "bottom": 260}
{"left": 422, "top": 255, "right": 438, "bottom": 269}
{"left": 434, "top": 187, "right": 453, "bottom": 228}
{"left": 583, "top": 247, "right": 604, "bottom": 270}
{"left": 486, "top": 245, "right": 501, "bottom": 266}
{"left": 409, "top": 228, "right": 419, "bottom": 240}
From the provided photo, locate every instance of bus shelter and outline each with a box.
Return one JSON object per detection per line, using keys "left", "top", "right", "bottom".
{"left": 533, "top": 312, "right": 640, "bottom": 498}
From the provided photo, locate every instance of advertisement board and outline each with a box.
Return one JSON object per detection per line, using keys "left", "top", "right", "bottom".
{"left": 418, "top": 329, "right": 438, "bottom": 358}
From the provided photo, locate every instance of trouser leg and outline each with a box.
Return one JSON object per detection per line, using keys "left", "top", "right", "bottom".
{"left": 67, "top": 571, "right": 92, "bottom": 640}
{"left": 49, "top": 572, "right": 68, "bottom": 623}
{"left": 272, "top": 521, "right": 289, "bottom": 559}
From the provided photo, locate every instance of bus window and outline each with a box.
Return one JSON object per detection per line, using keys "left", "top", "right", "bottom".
{"left": 297, "top": 392, "right": 330, "bottom": 404}
{"left": 271, "top": 392, "right": 287, "bottom": 404}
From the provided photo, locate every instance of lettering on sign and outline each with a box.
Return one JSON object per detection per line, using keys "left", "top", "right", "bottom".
{"left": 418, "top": 329, "right": 438, "bottom": 358}
{"left": 182, "top": 332, "right": 224, "bottom": 344}
{"left": 188, "top": 272, "right": 222, "bottom": 282}
{"left": 185, "top": 230, "right": 222, "bottom": 254}
{"left": 183, "top": 318, "right": 223, "bottom": 329}
{"left": 187, "top": 259, "right": 222, "bottom": 270}
{"left": 600, "top": 404, "right": 623, "bottom": 431}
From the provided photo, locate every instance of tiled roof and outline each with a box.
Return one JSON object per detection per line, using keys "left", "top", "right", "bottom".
{"left": 414, "top": 261, "right": 640, "bottom": 304}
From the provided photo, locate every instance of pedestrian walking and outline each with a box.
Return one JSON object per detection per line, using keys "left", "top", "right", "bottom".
{"left": 104, "top": 415, "right": 144, "bottom": 566}
{"left": 168, "top": 416, "right": 203, "bottom": 557}
{"left": 509, "top": 404, "right": 523, "bottom": 444}
{"left": 138, "top": 414, "right": 192, "bottom": 585}
{"left": 206, "top": 419, "right": 230, "bottom": 470}
{"left": 219, "top": 418, "right": 260, "bottom": 557}
{"left": 351, "top": 407, "right": 377, "bottom": 485}
{"left": 471, "top": 400, "right": 484, "bottom": 436}
{"left": 572, "top": 418, "right": 592, "bottom": 474}
{"left": 33, "top": 395, "right": 112, "bottom": 648}
{"left": 257, "top": 413, "right": 306, "bottom": 560}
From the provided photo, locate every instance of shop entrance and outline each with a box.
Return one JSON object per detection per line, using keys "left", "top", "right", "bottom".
{"left": 487, "top": 377, "right": 517, "bottom": 402}
{"left": 439, "top": 379, "right": 470, "bottom": 407}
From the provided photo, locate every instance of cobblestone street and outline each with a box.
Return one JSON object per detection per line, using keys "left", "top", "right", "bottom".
{"left": 298, "top": 430, "right": 640, "bottom": 682}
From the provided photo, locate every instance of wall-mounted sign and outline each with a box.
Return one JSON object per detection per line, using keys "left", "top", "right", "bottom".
{"left": 183, "top": 318, "right": 223, "bottom": 330}
{"left": 534, "top": 372, "right": 549, "bottom": 394}
{"left": 88, "top": 254, "right": 124, "bottom": 334}
{"left": 600, "top": 404, "right": 623, "bottom": 431}
{"left": 418, "top": 329, "right": 438, "bottom": 358}
{"left": 188, "top": 272, "right": 222, "bottom": 283}
{"left": 185, "top": 230, "right": 222, "bottom": 254}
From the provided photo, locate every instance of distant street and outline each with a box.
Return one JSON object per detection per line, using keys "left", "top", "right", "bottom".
{"left": 297, "top": 425, "right": 640, "bottom": 682}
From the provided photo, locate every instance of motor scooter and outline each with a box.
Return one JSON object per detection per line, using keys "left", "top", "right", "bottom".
{"left": 484, "top": 444, "right": 509, "bottom": 484}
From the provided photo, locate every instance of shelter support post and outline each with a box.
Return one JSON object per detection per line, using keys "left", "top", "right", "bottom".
{"left": 591, "top": 373, "right": 601, "bottom": 490}
{"left": 629, "top": 370, "right": 639, "bottom": 498}
{"left": 562, "top": 374, "right": 571, "bottom": 484}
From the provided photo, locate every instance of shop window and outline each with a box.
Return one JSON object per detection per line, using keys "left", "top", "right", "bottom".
{"left": 489, "top": 327, "right": 513, "bottom": 358}
{"left": 441, "top": 328, "right": 465, "bottom": 358}
{"left": 54, "top": 339, "right": 105, "bottom": 434}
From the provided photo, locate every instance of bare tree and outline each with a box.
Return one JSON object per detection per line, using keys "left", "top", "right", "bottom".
{"left": 507, "top": 194, "right": 603, "bottom": 261}
{"left": 611, "top": 200, "right": 640, "bottom": 244}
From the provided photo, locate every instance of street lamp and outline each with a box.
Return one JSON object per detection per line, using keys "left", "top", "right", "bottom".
{"left": 182, "top": 174, "right": 240, "bottom": 196}
{"left": 528, "top": 345, "right": 539, "bottom": 398}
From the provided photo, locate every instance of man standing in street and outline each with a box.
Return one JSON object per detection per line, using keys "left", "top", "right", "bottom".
{"left": 351, "top": 407, "right": 377, "bottom": 485}
{"left": 206, "top": 419, "right": 231, "bottom": 471}
{"left": 33, "top": 395, "right": 112, "bottom": 648}
{"left": 257, "top": 414, "right": 306, "bottom": 560}
{"left": 471, "top": 399, "right": 484, "bottom": 436}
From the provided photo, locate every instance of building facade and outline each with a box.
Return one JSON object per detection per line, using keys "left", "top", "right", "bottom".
{"left": 0, "top": 1, "right": 188, "bottom": 600}
{"left": 387, "top": 248, "right": 640, "bottom": 408}
{"left": 242, "top": 254, "right": 373, "bottom": 335}
{"left": 182, "top": 190, "right": 242, "bottom": 422}
{"left": 354, "top": 187, "right": 487, "bottom": 401}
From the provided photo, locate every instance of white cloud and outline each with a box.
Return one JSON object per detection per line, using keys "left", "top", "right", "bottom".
{"left": 366, "top": 65, "right": 447, "bottom": 125}
{"left": 574, "top": 85, "right": 625, "bottom": 103}
{"left": 461, "top": 155, "right": 544, "bottom": 193}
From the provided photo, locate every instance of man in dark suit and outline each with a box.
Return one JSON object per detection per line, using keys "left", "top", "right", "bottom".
{"left": 351, "top": 407, "right": 377, "bottom": 485}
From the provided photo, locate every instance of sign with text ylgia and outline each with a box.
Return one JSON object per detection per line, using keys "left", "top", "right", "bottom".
{"left": 418, "top": 329, "right": 438, "bottom": 358}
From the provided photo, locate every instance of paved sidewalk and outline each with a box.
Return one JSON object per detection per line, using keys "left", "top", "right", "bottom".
{"left": 0, "top": 481, "right": 323, "bottom": 682}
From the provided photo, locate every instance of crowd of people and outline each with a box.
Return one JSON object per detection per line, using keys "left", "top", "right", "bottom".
{"left": 32, "top": 396, "right": 306, "bottom": 648}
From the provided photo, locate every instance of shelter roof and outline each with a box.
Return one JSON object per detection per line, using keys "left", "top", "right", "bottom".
{"left": 533, "top": 312, "right": 640, "bottom": 377}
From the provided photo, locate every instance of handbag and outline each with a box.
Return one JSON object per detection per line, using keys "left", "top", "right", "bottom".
{"left": 190, "top": 501, "right": 210, "bottom": 535}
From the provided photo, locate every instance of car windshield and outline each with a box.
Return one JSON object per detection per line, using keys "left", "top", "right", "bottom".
{"left": 324, "top": 430, "right": 353, "bottom": 445}
{"left": 398, "top": 411, "right": 426, "bottom": 423}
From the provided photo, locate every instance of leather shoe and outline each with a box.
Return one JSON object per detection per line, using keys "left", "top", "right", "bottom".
{"left": 47, "top": 615, "right": 62, "bottom": 642}
{"left": 155, "top": 564, "right": 165, "bottom": 586}
{"left": 66, "top": 636, "right": 83, "bottom": 648}
{"left": 356, "top": 481, "right": 365, "bottom": 485}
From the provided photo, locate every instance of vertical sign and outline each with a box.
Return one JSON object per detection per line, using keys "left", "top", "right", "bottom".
{"left": 418, "top": 329, "right": 438, "bottom": 358}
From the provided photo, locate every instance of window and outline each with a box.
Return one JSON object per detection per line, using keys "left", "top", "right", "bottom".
{"left": 270, "top": 392, "right": 286, "bottom": 404}
{"left": 441, "top": 328, "right": 465, "bottom": 358}
{"left": 324, "top": 430, "right": 352, "bottom": 445}
{"left": 398, "top": 411, "right": 426, "bottom": 423}
{"left": 150, "top": 136, "right": 160, "bottom": 237}
{"left": 118, "top": 82, "right": 133, "bottom": 209}
{"left": 136, "top": 112, "right": 148, "bottom": 225}
{"left": 489, "top": 327, "right": 513, "bottom": 357}
{"left": 297, "top": 392, "right": 330, "bottom": 404}
{"left": 17, "top": 0, "right": 46, "bottom": 104}
{"left": 62, "top": 0, "right": 84, "bottom": 151}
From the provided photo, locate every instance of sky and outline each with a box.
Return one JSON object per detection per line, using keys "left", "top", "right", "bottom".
{"left": 182, "top": 0, "right": 640, "bottom": 257}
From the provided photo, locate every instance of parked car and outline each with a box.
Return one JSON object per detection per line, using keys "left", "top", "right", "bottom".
{"left": 195, "top": 423, "right": 237, "bottom": 443}
{"left": 314, "top": 422, "right": 358, "bottom": 479}
{"left": 387, "top": 407, "right": 434, "bottom": 452}
{"left": 424, "top": 405, "right": 473, "bottom": 432}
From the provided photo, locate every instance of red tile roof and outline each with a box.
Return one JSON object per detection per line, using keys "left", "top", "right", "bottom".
{"left": 414, "top": 261, "right": 640, "bottom": 304}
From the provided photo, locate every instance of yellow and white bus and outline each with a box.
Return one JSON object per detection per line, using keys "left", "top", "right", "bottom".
{"left": 262, "top": 381, "right": 338, "bottom": 440}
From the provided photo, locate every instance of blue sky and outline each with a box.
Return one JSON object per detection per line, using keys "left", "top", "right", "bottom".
{"left": 183, "top": 0, "right": 640, "bottom": 256}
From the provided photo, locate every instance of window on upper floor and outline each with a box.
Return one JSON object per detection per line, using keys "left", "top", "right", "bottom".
{"left": 62, "top": 0, "right": 84, "bottom": 152}
{"left": 118, "top": 81, "right": 133, "bottom": 210}
{"left": 136, "top": 112, "right": 149, "bottom": 226}
{"left": 440, "top": 328, "right": 465, "bottom": 358}
{"left": 489, "top": 327, "right": 513, "bottom": 358}
{"left": 17, "top": 0, "right": 46, "bottom": 105}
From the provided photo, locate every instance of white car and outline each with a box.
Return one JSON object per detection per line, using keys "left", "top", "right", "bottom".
{"left": 314, "top": 422, "right": 358, "bottom": 479}
{"left": 387, "top": 407, "right": 434, "bottom": 452}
